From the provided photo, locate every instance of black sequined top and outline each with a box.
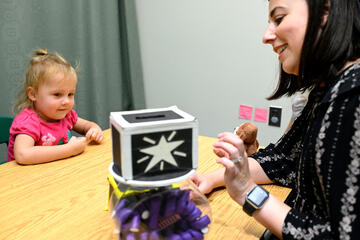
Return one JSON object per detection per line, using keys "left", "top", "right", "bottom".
{"left": 253, "top": 62, "right": 360, "bottom": 239}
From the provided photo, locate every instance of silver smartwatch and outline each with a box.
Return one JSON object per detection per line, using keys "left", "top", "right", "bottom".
{"left": 243, "top": 185, "right": 269, "bottom": 216}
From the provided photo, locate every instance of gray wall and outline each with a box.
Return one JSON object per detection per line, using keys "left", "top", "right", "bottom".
{"left": 0, "top": 1, "right": 293, "bottom": 163}
{"left": 135, "top": 0, "right": 292, "bottom": 146}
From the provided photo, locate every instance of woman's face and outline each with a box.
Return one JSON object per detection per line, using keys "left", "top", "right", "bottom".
{"left": 262, "top": 0, "right": 309, "bottom": 75}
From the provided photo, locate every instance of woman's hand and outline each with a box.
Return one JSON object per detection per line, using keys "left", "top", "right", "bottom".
{"left": 214, "top": 132, "right": 256, "bottom": 205}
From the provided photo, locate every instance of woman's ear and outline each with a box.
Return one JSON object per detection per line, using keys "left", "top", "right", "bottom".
{"left": 27, "top": 87, "right": 37, "bottom": 101}
{"left": 321, "top": 1, "right": 330, "bottom": 28}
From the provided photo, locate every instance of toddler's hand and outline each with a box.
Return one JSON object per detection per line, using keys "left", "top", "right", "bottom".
{"left": 68, "top": 136, "right": 87, "bottom": 155}
{"left": 85, "top": 127, "right": 104, "bottom": 143}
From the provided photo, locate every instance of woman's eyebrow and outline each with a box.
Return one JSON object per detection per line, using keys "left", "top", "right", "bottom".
{"left": 270, "top": 6, "right": 286, "bottom": 18}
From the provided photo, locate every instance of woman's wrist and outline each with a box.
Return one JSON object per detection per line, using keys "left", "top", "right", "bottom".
{"left": 236, "top": 182, "right": 257, "bottom": 206}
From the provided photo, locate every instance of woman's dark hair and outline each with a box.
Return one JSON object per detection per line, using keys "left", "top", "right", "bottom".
{"left": 267, "top": 0, "right": 360, "bottom": 100}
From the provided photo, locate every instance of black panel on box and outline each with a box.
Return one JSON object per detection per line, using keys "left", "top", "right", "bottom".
{"left": 122, "top": 110, "right": 183, "bottom": 123}
{"left": 268, "top": 106, "right": 282, "bottom": 127}
{"left": 131, "top": 128, "right": 193, "bottom": 181}
{"left": 111, "top": 125, "right": 122, "bottom": 173}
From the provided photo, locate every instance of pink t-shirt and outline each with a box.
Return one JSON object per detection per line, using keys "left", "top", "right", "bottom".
{"left": 7, "top": 107, "right": 78, "bottom": 162}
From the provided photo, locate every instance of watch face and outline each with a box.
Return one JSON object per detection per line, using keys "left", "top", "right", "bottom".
{"left": 247, "top": 186, "right": 269, "bottom": 207}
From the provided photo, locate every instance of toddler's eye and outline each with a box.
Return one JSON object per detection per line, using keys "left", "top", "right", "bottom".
{"left": 68, "top": 93, "right": 74, "bottom": 97}
{"left": 54, "top": 93, "right": 61, "bottom": 97}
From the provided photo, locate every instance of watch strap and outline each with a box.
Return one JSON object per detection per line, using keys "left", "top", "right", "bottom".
{"left": 243, "top": 200, "right": 257, "bottom": 216}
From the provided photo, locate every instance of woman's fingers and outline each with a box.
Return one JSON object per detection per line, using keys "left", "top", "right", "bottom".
{"left": 219, "top": 134, "right": 243, "bottom": 149}
{"left": 213, "top": 147, "right": 229, "bottom": 158}
{"left": 217, "top": 131, "right": 235, "bottom": 139}
{"left": 216, "top": 157, "right": 235, "bottom": 169}
{"left": 213, "top": 140, "right": 243, "bottom": 160}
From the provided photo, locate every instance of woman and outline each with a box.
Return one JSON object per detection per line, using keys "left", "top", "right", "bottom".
{"left": 191, "top": 0, "right": 360, "bottom": 239}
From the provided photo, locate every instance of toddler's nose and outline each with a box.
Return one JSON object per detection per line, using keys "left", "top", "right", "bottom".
{"left": 62, "top": 97, "right": 71, "bottom": 105}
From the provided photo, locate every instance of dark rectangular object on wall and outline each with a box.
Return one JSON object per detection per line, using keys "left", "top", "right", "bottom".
{"left": 268, "top": 106, "right": 282, "bottom": 127}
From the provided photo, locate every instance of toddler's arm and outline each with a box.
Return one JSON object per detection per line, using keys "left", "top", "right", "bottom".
{"left": 73, "top": 117, "right": 104, "bottom": 143}
{"left": 190, "top": 168, "right": 226, "bottom": 194}
{"left": 14, "top": 134, "right": 87, "bottom": 164}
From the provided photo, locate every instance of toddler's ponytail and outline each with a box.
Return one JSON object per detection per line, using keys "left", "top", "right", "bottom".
{"left": 34, "top": 48, "right": 49, "bottom": 56}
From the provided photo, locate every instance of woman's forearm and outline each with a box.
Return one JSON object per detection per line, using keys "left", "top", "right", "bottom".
{"left": 252, "top": 194, "right": 291, "bottom": 239}
{"left": 248, "top": 157, "right": 273, "bottom": 184}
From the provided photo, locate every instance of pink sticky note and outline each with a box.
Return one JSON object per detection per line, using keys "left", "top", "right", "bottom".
{"left": 254, "top": 108, "right": 268, "bottom": 123}
{"left": 239, "top": 105, "right": 253, "bottom": 120}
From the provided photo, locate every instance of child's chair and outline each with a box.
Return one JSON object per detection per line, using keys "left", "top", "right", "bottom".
{"left": 0, "top": 116, "right": 14, "bottom": 164}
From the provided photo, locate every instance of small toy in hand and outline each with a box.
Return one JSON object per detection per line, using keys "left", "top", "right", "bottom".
{"left": 112, "top": 187, "right": 210, "bottom": 240}
{"left": 234, "top": 122, "right": 259, "bottom": 156}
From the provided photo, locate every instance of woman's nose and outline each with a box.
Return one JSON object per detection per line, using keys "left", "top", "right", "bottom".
{"left": 262, "top": 24, "right": 276, "bottom": 44}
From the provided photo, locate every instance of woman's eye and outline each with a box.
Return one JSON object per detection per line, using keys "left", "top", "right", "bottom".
{"left": 274, "top": 15, "right": 284, "bottom": 25}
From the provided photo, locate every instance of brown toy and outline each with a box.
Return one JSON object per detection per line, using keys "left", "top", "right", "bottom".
{"left": 234, "top": 122, "right": 259, "bottom": 156}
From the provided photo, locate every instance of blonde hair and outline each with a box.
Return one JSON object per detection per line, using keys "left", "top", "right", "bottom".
{"left": 14, "top": 49, "right": 77, "bottom": 114}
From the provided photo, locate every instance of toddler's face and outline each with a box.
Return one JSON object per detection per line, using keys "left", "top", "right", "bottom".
{"left": 30, "top": 72, "right": 77, "bottom": 122}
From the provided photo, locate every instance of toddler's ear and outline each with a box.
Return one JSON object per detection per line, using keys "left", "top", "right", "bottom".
{"left": 27, "top": 87, "right": 36, "bottom": 101}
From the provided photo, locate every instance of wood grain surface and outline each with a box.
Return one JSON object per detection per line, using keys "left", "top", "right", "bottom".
{"left": 0, "top": 130, "right": 290, "bottom": 240}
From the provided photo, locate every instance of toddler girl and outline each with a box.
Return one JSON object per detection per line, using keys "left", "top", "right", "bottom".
{"left": 7, "top": 49, "right": 104, "bottom": 164}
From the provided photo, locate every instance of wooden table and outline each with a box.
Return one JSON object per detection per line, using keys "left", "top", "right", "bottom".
{"left": 0, "top": 129, "right": 291, "bottom": 240}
